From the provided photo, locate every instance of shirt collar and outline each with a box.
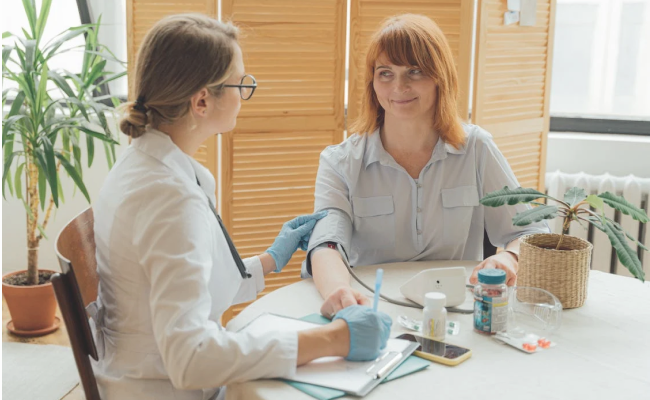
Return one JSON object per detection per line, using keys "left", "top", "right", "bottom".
{"left": 131, "top": 128, "right": 216, "bottom": 199}
{"left": 364, "top": 128, "right": 466, "bottom": 169}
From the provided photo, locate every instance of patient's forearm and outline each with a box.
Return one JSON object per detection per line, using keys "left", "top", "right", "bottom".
{"left": 312, "top": 248, "right": 351, "bottom": 300}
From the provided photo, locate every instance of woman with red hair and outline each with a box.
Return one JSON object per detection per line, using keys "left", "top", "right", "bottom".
{"left": 304, "top": 14, "right": 549, "bottom": 316}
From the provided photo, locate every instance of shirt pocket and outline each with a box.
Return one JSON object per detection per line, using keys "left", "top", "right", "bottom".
{"left": 441, "top": 186, "right": 479, "bottom": 246}
{"left": 351, "top": 195, "right": 396, "bottom": 251}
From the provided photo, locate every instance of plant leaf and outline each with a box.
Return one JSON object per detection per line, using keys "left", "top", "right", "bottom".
{"left": 512, "top": 205, "right": 559, "bottom": 226}
{"left": 585, "top": 194, "right": 604, "bottom": 213}
{"left": 564, "top": 187, "right": 587, "bottom": 207}
{"left": 55, "top": 152, "right": 90, "bottom": 203}
{"left": 602, "top": 219, "right": 645, "bottom": 281}
{"left": 41, "top": 136, "right": 59, "bottom": 207}
{"left": 34, "top": 0, "right": 52, "bottom": 44}
{"left": 49, "top": 70, "right": 76, "bottom": 98}
{"left": 86, "top": 133, "right": 94, "bottom": 167}
{"left": 599, "top": 192, "right": 649, "bottom": 223}
{"left": 604, "top": 217, "right": 649, "bottom": 252}
{"left": 2, "top": 151, "right": 16, "bottom": 199}
{"left": 480, "top": 186, "right": 555, "bottom": 207}
{"left": 14, "top": 162, "right": 25, "bottom": 200}
{"left": 21, "top": 0, "right": 37, "bottom": 38}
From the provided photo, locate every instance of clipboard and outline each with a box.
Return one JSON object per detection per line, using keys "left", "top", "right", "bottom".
{"left": 237, "top": 313, "right": 419, "bottom": 397}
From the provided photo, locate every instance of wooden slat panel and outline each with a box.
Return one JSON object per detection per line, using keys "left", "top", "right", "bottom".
{"left": 348, "top": 0, "right": 475, "bottom": 127}
{"left": 472, "top": 0, "right": 556, "bottom": 192}
{"left": 126, "top": 0, "right": 219, "bottom": 176}
{"left": 222, "top": 131, "right": 337, "bottom": 320}
{"left": 223, "top": 0, "right": 347, "bottom": 131}
{"left": 221, "top": 1, "right": 347, "bottom": 322}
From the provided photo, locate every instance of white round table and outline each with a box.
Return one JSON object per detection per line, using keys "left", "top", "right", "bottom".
{"left": 225, "top": 260, "right": 650, "bottom": 400}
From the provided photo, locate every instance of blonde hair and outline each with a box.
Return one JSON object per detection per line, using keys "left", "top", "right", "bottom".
{"left": 348, "top": 14, "right": 465, "bottom": 149}
{"left": 120, "top": 14, "right": 239, "bottom": 138}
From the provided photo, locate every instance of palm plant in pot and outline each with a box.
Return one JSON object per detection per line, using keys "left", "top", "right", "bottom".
{"left": 480, "top": 186, "right": 648, "bottom": 308}
{"left": 2, "top": 0, "right": 122, "bottom": 336}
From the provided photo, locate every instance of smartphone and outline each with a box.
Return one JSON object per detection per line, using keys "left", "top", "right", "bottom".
{"left": 396, "top": 333, "right": 472, "bottom": 366}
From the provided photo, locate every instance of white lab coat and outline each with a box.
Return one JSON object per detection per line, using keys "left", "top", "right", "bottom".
{"left": 89, "top": 128, "right": 297, "bottom": 400}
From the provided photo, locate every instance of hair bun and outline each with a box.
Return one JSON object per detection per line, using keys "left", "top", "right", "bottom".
{"left": 119, "top": 102, "right": 148, "bottom": 138}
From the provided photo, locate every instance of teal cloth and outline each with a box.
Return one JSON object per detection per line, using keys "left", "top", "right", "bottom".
{"left": 279, "top": 314, "right": 431, "bottom": 400}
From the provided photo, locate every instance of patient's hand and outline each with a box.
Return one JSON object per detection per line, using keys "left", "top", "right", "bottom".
{"left": 469, "top": 252, "right": 518, "bottom": 286}
{"left": 320, "top": 286, "right": 371, "bottom": 319}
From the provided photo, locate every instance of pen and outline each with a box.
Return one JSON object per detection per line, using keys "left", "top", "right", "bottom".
{"left": 373, "top": 268, "right": 383, "bottom": 312}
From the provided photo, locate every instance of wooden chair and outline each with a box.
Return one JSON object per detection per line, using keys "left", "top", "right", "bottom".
{"left": 52, "top": 207, "right": 101, "bottom": 400}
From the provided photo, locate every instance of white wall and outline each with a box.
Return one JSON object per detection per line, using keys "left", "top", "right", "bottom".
{"left": 546, "top": 132, "right": 650, "bottom": 178}
{"left": 1, "top": 118, "right": 128, "bottom": 276}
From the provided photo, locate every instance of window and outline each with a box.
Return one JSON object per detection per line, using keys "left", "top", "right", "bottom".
{"left": 550, "top": 0, "right": 650, "bottom": 126}
{"left": 2, "top": 0, "right": 128, "bottom": 100}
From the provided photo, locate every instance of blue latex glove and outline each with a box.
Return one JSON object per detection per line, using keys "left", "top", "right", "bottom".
{"left": 333, "top": 305, "right": 393, "bottom": 361}
{"left": 266, "top": 211, "right": 328, "bottom": 272}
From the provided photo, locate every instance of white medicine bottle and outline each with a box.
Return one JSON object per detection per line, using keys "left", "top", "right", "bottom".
{"left": 422, "top": 292, "right": 447, "bottom": 340}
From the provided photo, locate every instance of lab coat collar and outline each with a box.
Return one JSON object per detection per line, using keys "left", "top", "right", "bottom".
{"left": 364, "top": 127, "right": 466, "bottom": 169}
{"left": 131, "top": 128, "right": 216, "bottom": 199}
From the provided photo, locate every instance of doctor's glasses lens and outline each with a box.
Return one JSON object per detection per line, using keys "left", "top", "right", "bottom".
{"left": 241, "top": 75, "right": 256, "bottom": 100}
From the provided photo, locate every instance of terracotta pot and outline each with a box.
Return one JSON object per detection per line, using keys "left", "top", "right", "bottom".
{"left": 2, "top": 269, "right": 60, "bottom": 337}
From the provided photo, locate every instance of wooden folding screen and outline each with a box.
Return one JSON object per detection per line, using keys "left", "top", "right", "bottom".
{"left": 472, "top": 0, "right": 557, "bottom": 191}
{"left": 126, "top": 0, "right": 219, "bottom": 177}
{"left": 348, "top": 0, "right": 475, "bottom": 124}
{"left": 220, "top": 0, "right": 347, "bottom": 320}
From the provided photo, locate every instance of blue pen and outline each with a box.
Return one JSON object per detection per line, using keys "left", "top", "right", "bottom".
{"left": 373, "top": 268, "right": 384, "bottom": 312}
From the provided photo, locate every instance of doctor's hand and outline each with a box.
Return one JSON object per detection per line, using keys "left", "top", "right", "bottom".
{"left": 333, "top": 305, "right": 392, "bottom": 361}
{"left": 266, "top": 211, "right": 328, "bottom": 273}
{"left": 469, "top": 251, "right": 518, "bottom": 287}
{"left": 321, "top": 286, "right": 371, "bottom": 319}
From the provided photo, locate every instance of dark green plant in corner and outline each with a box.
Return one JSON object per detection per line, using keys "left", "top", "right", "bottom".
{"left": 2, "top": 0, "right": 123, "bottom": 285}
{"left": 480, "top": 186, "right": 648, "bottom": 282}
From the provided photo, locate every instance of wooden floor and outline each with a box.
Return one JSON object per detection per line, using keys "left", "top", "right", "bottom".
{"left": 3, "top": 297, "right": 85, "bottom": 399}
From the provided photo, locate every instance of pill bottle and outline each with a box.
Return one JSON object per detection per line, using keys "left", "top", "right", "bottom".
{"left": 422, "top": 292, "right": 447, "bottom": 340}
{"left": 473, "top": 269, "right": 508, "bottom": 335}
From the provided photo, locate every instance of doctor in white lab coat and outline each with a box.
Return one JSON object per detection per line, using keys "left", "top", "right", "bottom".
{"left": 89, "top": 14, "right": 392, "bottom": 400}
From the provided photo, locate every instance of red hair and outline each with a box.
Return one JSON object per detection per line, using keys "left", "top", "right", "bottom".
{"left": 349, "top": 14, "right": 465, "bottom": 149}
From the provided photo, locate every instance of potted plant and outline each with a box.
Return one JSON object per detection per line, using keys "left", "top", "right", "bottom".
{"left": 480, "top": 186, "right": 648, "bottom": 308}
{"left": 2, "top": 0, "right": 122, "bottom": 336}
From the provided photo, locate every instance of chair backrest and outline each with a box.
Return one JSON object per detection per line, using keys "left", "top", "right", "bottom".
{"left": 52, "top": 207, "right": 101, "bottom": 400}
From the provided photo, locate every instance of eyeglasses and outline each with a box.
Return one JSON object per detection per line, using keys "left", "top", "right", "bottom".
{"left": 222, "top": 74, "right": 257, "bottom": 100}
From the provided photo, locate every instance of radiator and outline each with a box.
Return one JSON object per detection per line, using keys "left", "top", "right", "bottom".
{"left": 545, "top": 171, "right": 650, "bottom": 278}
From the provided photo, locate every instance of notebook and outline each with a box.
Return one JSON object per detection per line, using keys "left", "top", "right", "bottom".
{"left": 238, "top": 313, "right": 420, "bottom": 397}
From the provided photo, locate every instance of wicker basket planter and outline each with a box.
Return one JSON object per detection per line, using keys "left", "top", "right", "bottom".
{"left": 518, "top": 233, "right": 593, "bottom": 309}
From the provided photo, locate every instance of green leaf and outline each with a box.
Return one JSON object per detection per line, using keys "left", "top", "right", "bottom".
{"left": 43, "top": 28, "right": 88, "bottom": 60}
{"left": 2, "top": 45, "right": 13, "bottom": 70}
{"left": 7, "top": 90, "right": 26, "bottom": 118}
{"left": 21, "top": 0, "right": 37, "bottom": 38}
{"left": 604, "top": 217, "right": 649, "bottom": 252}
{"left": 103, "top": 141, "right": 115, "bottom": 169}
{"left": 14, "top": 162, "right": 25, "bottom": 200}
{"left": 86, "top": 133, "right": 94, "bottom": 167}
{"left": 55, "top": 152, "right": 90, "bottom": 203}
{"left": 6, "top": 165, "right": 14, "bottom": 197}
{"left": 37, "top": 159, "right": 46, "bottom": 211}
{"left": 76, "top": 125, "right": 119, "bottom": 145}
{"left": 21, "top": 198, "right": 36, "bottom": 223}
{"left": 480, "top": 186, "right": 555, "bottom": 207}
{"left": 84, "top": 60, "right": 107, "bottom": 89}
{"left": 41, "top": 136, "right": 59, "bottom": 207}
{"left": 24, "top": 39, "right": 36, "bottom": 73}
{"left": 602, "top": 219, "right": 645, "bottom": 282}
{"left": 564, "top": 187, "right": 587, "bottom": 207}
{"left": 2, "top": 151, "right": 16, "bottom": 199}
{"left": 512, "top": 205, "right": 559, "bottom": 226}
{"left": 56, "top": 172, "right": 64, "bottom": 203}
{"left": 585, "top": 194, "right": 604, "bottom": 213}
{"left": 49, "top": 70, "right": 76, "bottom": 98}
{"left": 3, "top": 115, "right": 27, "bottom": 141}
{"left": 599, "top": 192, "right": 649, "bottom": 223}
{"left": 3, "top": 32, "right": 11, "bottom": 39}
{"left": 34, "top": 0, "right": 52, "bottom": 44}
{"left": 36, "top": 60, "right": 49, "bottom": 112}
